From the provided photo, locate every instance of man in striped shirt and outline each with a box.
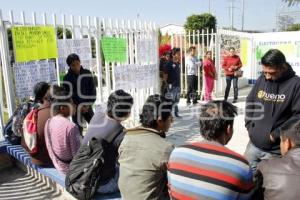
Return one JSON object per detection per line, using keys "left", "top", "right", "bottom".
{"left": 168, "top": 101, "right": 254, "bottom": 200}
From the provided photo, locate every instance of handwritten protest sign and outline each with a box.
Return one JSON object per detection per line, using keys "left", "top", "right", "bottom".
{"left": 101, "top": 37, "right": 127, "bottom": 63}
{"left": 57, "top": 38, "right": 92, "bottom": 71}
{"left": 114, "top": 64, "right": 157, "bottom": 90}
{"left": 12, "top": 26, "right": 58, "bottom": 62}
{"left": 136, "top": 39, "right": 154, "bottom": 64}
{"left": 13, "top": 60, "right": 57, "bottom": 98}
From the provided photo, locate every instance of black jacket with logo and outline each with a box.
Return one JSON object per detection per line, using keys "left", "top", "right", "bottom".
{"left": 245, "top": 65, "right": 300, "bottom": 152}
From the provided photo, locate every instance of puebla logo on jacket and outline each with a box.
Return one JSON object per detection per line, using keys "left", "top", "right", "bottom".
{"left": 257, "top": 90, "right": 286, "bottom": 102}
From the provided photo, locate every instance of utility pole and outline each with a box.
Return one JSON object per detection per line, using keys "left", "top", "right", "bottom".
{"left": 230, "top": 0, "right": 234, "bottom": 30}
{"left": 241, "top": 0, "right": 245, "bottom": 31}
{"left": 209, "top": 0, "right": 211, "bottom": 13}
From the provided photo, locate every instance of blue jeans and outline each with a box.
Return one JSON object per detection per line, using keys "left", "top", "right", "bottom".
{"left": 165, "top": 86, "right": 180, "bottom": 115}
{"left": 244, "top": 141, "right": 280, "bottom": 175}
{"left": 224, "top": 76, "right": 238, "bottom": 100}
{"left": 97, "top": 168, "right": 119, "bottom": 194}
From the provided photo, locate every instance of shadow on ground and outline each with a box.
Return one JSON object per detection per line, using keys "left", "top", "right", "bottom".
{"left": 0, "top": 167, "right": 63, "bottom": 200}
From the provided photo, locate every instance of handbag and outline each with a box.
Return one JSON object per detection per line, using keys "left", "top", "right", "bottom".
{"left": 234, "top": 69, "right": 243, "bottom": 78}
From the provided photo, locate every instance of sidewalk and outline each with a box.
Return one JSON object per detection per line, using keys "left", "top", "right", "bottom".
{"left": 166, "top": 86, "right": 252, "bottom": 155}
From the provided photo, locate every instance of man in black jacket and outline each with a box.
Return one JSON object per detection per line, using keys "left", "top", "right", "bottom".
{"left": 244, "top": 49, "right": 300, "bottom": 174}
{"left": 63, "top": 53, "right": 96, "bottom": 132}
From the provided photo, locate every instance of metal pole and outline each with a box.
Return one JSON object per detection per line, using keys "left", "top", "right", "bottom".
{"left": 231, "top": 0, "right": 234, "bottom": 30}
{"left": 95, "top": 17, "right": 104, "bottom": 102}
{"left": 1, "top": 10, "right": 15, "bottom": 116}
{"left": 230, "top": 0, "right": 234, "bottom": 30}
{"left": 242, "top": 0, "right": 245, "bottom": 31}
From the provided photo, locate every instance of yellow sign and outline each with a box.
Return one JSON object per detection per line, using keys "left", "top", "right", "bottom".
{"left": 241, "top": 39, "right": 248, "bottom": 66}
{"left": 12, "top": 26, "right": 58, "bottom": 62}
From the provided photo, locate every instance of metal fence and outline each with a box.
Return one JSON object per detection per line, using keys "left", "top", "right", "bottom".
{"left": 0, "top": 10, "right": 159, "bottom": 140}
{"left": 169, "top": 29, "right": 217, "bottom": 99}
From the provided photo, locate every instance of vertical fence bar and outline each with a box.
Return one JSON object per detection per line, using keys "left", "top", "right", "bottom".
{"left": 43, "top": 13, "right": 47, "bottom": 26}
{"left": 52, "top": 14, "right": 61, "bottom": 85}
{"left": 193, "top": 30, "right": 196, "bottom": 46}
{"left": 61, "top": 14, "right": 66, "bottom": 39}
{"left": 94, "top": 17, "right": 103, "bottom": 102}
{"left": 183, "top": 31, "right": 187, "bottom": 95}
{"left": 180, "top": 34, "right": 183, "bottom": 96}
{"left": 32, "top": 12, "right": 37, "bottom": 26}
{"left": 1, "top": 10, "right": 15, "bottom": 116}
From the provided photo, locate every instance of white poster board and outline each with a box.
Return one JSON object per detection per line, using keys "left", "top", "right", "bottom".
{"left": 254, "top": 31, "right": 300, "bottom": 79}
{"left": 136, "top": 38, "right": 156, "bottom": 64}
{"left": 114, "top": 64, "right": 158, "bottom": 90}
{"left": 13, "top": 60, "right": 57, "bottom": 98}
{"left": 57, "top": 38, "right": 92, "bottom": 71}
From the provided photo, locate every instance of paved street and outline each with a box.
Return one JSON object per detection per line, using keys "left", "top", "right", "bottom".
{"left": 167, "top": 87, "right": 252, "bottom": 155}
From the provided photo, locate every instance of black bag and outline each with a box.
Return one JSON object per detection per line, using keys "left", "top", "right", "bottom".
{"left": 4, "top": 116, "right": 21, "bottom": 145}
{"left": 65, "top": 132, "right": 121, "bottom": 200}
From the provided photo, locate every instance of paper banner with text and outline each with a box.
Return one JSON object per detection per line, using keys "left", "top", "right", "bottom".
{"left": 136, "top": 38, "right": 156, "bottom": 64}
{"left": 254, "top": 31, "right": 300, "bottom": 77}
{"left": 114, "top": 64, "right": 157, "bottom": 90}
{"left": 101, "top": 37, "right": 127, "bottom": 63}
{"left": 13, "top": 60, "right": 57, "bottom": 98}
{"left": 57, "top": 38, "right": 92, "bottom": 71}
{"left": 12, "top": 26, "right": 58, "bottom": 62}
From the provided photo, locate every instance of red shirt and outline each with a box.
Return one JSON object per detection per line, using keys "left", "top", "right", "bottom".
{"left": 203, "top": 58, "right": 216, "bottom": 78}
{"left": 222, "top": 55, "right": 242, "bottom": 76}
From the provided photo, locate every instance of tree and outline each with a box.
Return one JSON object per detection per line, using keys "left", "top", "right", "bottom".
{"left": 286, "top": 23, "right": 300, "bottom": 31}
{"left": 56, "top": 27, "right": 72, "bottom": 39}
{"left": 283, "top": 0, "right": 300, "bottom": 6}
{"left": 277, "top": 15, "right": 294, "bottom": 31}
{"left": 184, "top": 13, "right": 217, "bottom": 32}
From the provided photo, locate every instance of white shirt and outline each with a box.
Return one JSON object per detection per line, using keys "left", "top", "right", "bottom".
{"left": 186, "top": 55, "right": 201, "bottom": 76}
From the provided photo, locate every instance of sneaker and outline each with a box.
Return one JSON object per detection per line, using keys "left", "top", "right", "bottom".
{"left": 232, "top": 99, "right": 237, "bottom": 103}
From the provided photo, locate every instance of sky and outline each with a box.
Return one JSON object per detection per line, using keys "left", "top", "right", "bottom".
{"left": 1, "top": 0, "right": 300, "bottom": 31}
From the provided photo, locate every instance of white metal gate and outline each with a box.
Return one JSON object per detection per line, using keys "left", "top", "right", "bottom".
{"left": 0, "top": 10, "right": 159, "bottom": 140}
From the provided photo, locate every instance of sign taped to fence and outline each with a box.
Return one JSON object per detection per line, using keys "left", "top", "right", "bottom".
{"left": 57, "top": 38, "right": 92, "bottom": 71}
{"left": 114, "top": 64, "right": 157, "bottom": 90}
{"left": 12, "top": 26, "right": 58, "bottom": 62}
{"left": 13, "top": 60, "right": 57, "bottom": 98}
{"left": 101, "top": 37, "right": 127, "bottom": 63}
{"left": 254, "top": 31, "right": 300, "bottom": 77}
{"left": 136, "top": 38, "right": 156, "bottom": 64}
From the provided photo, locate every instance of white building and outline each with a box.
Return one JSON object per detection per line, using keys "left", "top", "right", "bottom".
{"left": 160, "top": 24, "right": 185, "bottom": 35}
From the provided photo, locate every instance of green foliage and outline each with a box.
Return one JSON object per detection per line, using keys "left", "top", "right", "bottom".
{"left": 56, "top": 27, "right": 72, "bottom": 39}
{"left": 286, "top": 23, "right": 300, "bottom": 31}
{"left": 283, "top": 0, "right": 300, "bottom": 6}
{"left": 184, "top": 13, "right": 217, "bottom": 32}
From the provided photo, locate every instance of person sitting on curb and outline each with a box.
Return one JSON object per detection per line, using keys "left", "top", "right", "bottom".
{"left": 44, "top": 86, "right": 81, "bottom": 174}
{"left": 83, "top": 89, "right": 133, "bottom": 194}
{"left": 118, "top": 94, "right": 174, "bottom": 200}
{"left": 168, "top": 100, "right": 254, "bottom": 200}
{"left": 255, "top": 120, "right": 300, "bottom": 200}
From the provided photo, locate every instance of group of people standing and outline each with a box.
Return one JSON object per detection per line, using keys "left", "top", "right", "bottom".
{"left": 160, "top": 46, "right": 243, "bottom": 116}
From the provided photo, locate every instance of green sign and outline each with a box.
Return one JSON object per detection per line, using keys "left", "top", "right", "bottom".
{"left": 12, "top": 26, "right": 58, "bottom": 62}
{"left": 101, "top": 37, "right": 127, "bottom": 63}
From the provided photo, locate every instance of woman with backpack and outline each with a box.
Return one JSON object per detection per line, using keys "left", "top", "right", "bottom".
{"left": 44, "top": 86, "right": 81, "bottom": 174}
{"left": 22, "top": 82, "right": 53, "bottom": 166}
